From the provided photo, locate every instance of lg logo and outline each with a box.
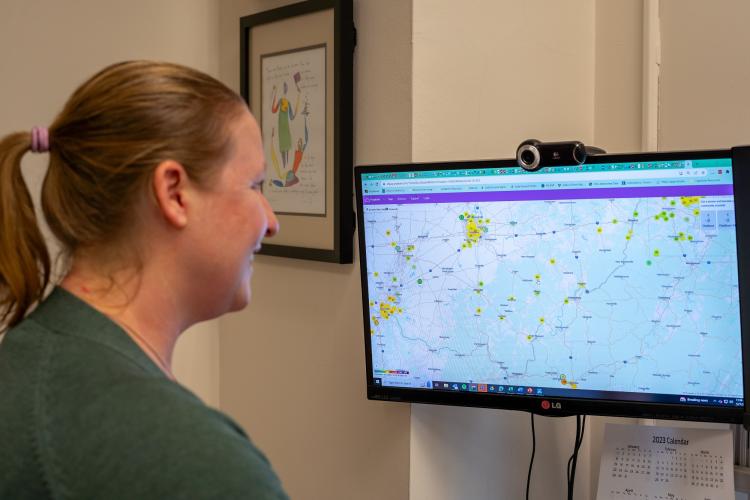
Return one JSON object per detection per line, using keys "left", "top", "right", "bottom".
{"left": 541, "top": 400, "right": 561, "bottom": 410}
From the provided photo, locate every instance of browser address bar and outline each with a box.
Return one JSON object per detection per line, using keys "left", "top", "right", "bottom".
{"left": 380, "top": 169, "right": 707, "bottom": 187}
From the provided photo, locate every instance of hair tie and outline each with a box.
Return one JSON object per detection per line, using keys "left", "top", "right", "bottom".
{"left": 30, "top": 126, "right": 50, "bottom": 153}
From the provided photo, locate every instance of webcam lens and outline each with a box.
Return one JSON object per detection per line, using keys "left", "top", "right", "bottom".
{"left": 520, "top": 150, "right": 536, "bottom": 166}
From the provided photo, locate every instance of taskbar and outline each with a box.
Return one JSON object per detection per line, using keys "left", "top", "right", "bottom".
{"left": 371, "top": 378, "right": 744, "bottom": 408}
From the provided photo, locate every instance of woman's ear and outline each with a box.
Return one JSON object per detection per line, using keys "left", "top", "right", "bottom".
{"left": 152, "top": 160, "right": 190, "bottom": 229}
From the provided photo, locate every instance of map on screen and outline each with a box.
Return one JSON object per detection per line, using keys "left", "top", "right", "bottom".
{"left": 360, "top": 159, "right": 742, "bottom": 406}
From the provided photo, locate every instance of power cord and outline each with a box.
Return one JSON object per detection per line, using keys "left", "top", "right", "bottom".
{"left": 525, "top": 413, "right": 535, "bottom": 500}
{"left": 567, "top": 415, "right": 587, "bottom": 500}
{"left": 525, "top": 413, "right": 587, "bottom": 500}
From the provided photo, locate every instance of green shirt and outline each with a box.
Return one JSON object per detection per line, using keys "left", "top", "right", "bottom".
{"left": 0, "top": 287, "right": 289, "bottom": 499}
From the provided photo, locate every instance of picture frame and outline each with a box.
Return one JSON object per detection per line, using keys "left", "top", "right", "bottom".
{"left": 240, "top": 0, "right": 354, "bottom": 263}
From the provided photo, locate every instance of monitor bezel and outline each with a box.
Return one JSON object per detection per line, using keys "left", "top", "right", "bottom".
{"left": 355, "top": 147, "right": 749, "bottom": 423}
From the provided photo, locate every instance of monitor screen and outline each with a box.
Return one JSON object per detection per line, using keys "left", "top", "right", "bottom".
{"left": 355, "top": 149, "right": 749, "bottom": 423}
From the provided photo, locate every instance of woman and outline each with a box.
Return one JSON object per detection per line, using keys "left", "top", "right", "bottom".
{"left": 0, "top": 61, "right": 287, "bottom": 499}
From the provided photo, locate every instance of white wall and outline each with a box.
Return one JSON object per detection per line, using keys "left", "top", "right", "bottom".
{"left": 0, "top": 0, "right": 222, "bottom": 407}
{"left": 410, "top": 1, "right": 595, "bottom": 499}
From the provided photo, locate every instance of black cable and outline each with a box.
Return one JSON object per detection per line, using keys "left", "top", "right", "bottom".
{"left": 526, "top": 413, "right": 536, "bottom": 500}
{"left": 566, "top": 416, "right": 579, "bottom": 499}
{"left": 567, "top": 415, "right": 587, "bottom": 500}
{"left": 566, "top": 416, "right": 579, "bottom": 487}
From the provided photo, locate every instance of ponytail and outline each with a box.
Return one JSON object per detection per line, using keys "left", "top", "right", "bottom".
{"left": 0, "top": 132, "right": 51, "bottom": 331}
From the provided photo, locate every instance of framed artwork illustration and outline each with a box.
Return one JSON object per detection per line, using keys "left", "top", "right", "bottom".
{"left": 240, "top": 0, "right": 354, "bottom": 263}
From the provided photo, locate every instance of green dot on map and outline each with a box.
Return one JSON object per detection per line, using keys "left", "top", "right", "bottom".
{"left": 418, "top": 279, "right": 423, "bottom": 284}
{"left": 646, "top": 260, "right": 652, "bottom": 266}
{"left": 459, "top": 215, "right": 465, "bottom": 220}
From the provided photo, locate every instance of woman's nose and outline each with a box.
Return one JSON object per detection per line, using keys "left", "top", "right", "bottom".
{"left": 263, "top": 197, "right": 279, "bottom": 237}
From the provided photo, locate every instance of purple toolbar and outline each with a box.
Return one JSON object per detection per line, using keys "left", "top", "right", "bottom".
{"left": 361, "top": 184, "right": 733, "bottom": 205}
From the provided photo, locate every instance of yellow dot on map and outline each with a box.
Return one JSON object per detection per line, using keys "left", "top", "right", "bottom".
{"left": 476, "top": 307, "right": 482, "bottom": 314}
{"left": 391, "top": 241, "right": 396, "bottom": 247}
{"left": 578, "top": 282, "right": 586, "bottom": 288}
{"left": 612, "top": 218, "right": 618, "bottom": 224}
{"left": 694, "top": 209, "right": 700, "bottom": 215}
{"left": 550, "top": 258, "right": 556, "bottom": 264}
{"left": 386, "top": 230, "right": 391, "bottom": 236}
{"left": 486, "top": 219, "right": 491, "bottom": 223}
{"left": 499, "top": 315, "right": 506, "bottom": 320}
{"left": 539, "top": 317, "right": 545, "bottom": 324}
{"left": 370, "top": 329, "right": 374, "bottom": 335}
{"left": 398, "top": 308, "right": 403, "bottom": 313}
{"left": 625, "top": 235, "right": 631, "bottom": 241}
{"left": 527, "top": 335, "right": 533, "bottom": 341}
{"left": 564, "top": 298, "right": 569, "bottom": 304}
{"left": 570, "top": 383, "right": 578, "bottom": 389}
{"left": 369, "top": 301, "right": 374, "bottom": 307}
{"left": 374, "top": 272, "right": 379, "bottom": 277}
{"left": 374, "top": 319, "right": 380, "bottom": 326}
{"left": 406, "top": 256, "right": 411, "bottom": 261}
{"left": 462, "top": 243, "right": 467, "bottom": 249}
{"left": 653, "top": 249, "right": 660, "bottom": 257}
{"left": 535, "top": 274, "right": 541, "bottom": 280}
{"left": 597, "top": 227, "right": 603, "bottom": 234}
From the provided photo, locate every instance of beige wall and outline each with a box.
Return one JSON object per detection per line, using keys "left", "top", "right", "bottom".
{"left": 217, "top": 1, "right": 412, "bottom": 499}
{"left": 658, "top": 0, "right": 750, "bottom": 150}
{"left": 593, "top": 0, "right": 644, "bottom": 153}
{"left": 411, "top": 0, "right": 595, "bottom": 162}
{"left": 0, "top": 0, "right": 222, "bottom": 407}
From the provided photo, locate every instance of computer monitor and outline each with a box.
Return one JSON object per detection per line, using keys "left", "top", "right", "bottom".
{"left": 354, "top": 148, "right": 750, "bottom": 423}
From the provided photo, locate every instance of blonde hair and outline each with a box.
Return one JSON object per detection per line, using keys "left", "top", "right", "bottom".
{"left": 0, "top": 61, "right": 246, "bottom": 330}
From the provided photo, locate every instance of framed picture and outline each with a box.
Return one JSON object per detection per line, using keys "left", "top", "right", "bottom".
{"left": 241, "top": 0, "right": 354, "bottom": 263}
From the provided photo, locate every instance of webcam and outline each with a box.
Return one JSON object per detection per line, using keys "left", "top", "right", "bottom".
{"left": 516, "top": 139, "right": 606, "bottom": 171}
